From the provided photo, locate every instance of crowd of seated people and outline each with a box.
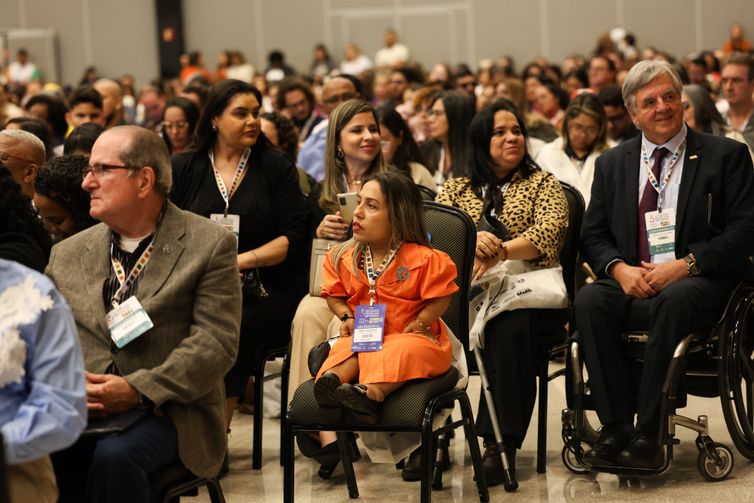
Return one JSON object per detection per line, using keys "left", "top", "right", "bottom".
{"left": 2, "top": 21, "right": 754, "bottom": 501}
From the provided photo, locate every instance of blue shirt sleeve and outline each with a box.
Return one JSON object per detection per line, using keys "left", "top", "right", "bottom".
{"left": 1, "top": 266, "right": 87, "bottom": 464}
{"left": 297, "top": 127, "right": 327, "bottom": 183}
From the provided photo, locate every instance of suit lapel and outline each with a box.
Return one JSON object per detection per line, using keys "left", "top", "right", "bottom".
{"left": 623, "top": 140, "right": 640, "bottom": 259}
{"left": 80, "top": 224, "right": 112, "bottom": 336}
{"left": 675, "top": 128, "right": 702, "bottom": 243}
{"left": 137, "top": 202, "right": 186, "bottom": 302}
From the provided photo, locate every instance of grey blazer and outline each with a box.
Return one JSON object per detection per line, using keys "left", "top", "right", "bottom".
{"left": 46, "top": 201, "right": 242, "bottom": 478}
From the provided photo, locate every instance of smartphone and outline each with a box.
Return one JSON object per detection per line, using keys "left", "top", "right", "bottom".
{"left": 337, "top": 192, "right": 359, "bottom": 224}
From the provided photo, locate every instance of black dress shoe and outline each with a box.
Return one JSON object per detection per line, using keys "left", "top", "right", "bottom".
{"left": 313, "top": 372, "right": 342, "bottom": 422}
{"left": 475, "top": 441, "right": 515, "bottom": 486}
{"left": 401, "top": 443, "right": 451, "bottom": 482}
{"left": 617, "top": 431, "right": 664, "bottom": 469}
{"left": 583, "top": 427, "right": 632, "bottom": 466}
{"left": 335, "top": 384, "right": 383, "bottom": 425}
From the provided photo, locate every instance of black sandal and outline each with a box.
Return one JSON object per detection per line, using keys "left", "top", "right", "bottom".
{"left": 336, "top": 383, "right": 384, "bottom": 425}
{"left": 314, "top": 372, "right": 343, "bottom": 422}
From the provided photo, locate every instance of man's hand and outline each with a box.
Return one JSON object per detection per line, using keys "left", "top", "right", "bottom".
{"left": 475, "top": 231, "right": 503, "bottom": 260}
{"left": 86, "top": 372, "right": 140, "bottom": 418}
{"left": 642, "top": 259, "right": 688, "bottom": 292}
{"left": 473, "top": 255, "right": 500, "bottom": 281}
{"left": 610, "top": 261, "right": 656, "bottom": 299}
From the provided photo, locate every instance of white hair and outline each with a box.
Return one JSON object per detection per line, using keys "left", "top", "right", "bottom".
{"left": 0, "top": 129, "right": 46, "bottom": 163}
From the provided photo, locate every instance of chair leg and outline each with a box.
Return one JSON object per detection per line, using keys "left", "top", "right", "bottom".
{"left": 205, "top": 478, "right": 226, "bottom": 503}
{"left": 458, "top": 394, "right": 489, "bottom": 503}
{"left": 252, "top": 362, "right": 265, "bottom": 469}
{"left": 537, "top": 357, "right": 548, "bottom": 474}
{"left": 283, "top": 424, "right": 295, "bottom": 503}
{"left": 280, "top": 353, "right": 290, "bottom": 466}
{"left": 420, "top": 425, "right": 435, "bottom": 503}
{"left": 336, "top": 432, "right": 359, "bottom": 498}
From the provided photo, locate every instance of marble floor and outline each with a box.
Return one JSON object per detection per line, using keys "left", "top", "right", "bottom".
{"left": 192, "top": 364, "right": 754, "bottom": 502}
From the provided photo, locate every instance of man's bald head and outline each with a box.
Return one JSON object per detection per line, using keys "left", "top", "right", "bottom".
{"left": 94, "top": 79, "right": 124, "bottom": 128}
{"left": 0, "top": 129, "right": 46, "bottom": 197}
{"left": 321, "top": 77, "right": 358, "bottom": 116}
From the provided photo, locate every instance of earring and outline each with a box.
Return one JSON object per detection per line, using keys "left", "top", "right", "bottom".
{"left": 337, "top": 146, "right": 344, "bottom": 158}
{"left": 212, "top": 123, "right": 217, "bottom": 131}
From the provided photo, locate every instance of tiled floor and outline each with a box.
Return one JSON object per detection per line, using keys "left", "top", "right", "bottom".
{"left": 193, "top": 364, "right": 754, "bottom": 502}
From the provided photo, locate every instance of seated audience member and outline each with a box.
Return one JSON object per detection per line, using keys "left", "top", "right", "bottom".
{"left": 33, "top": 155, "right": 96, "bottom": 243}
{"left": 454, "top": 65, "right": 478, "bottom": 97}
{"left": 375, "top": 105, "right": 434, "bottom": 188}
{"left": 0, "top": 164, "right": 51, "bottom": 272}
{"left": 407, "top": 86, "right": 441, "bottom": 143}
{"left": 535, "top": 92, "right": 613, "bottom": 206}
{"left": 498, "top": 77, "right": 558, "bottom": 145}
{"left": 435, "top": 99, "right": 568, "bottom": 483}
{"left": 4, "top": 116, "right": 54, "bottom": 160}
{"left": 1, "top": 258, "right": 87, "bottom": 503}
{"left": 0, "top": 128, "right": 46, "bottom": 198}
{"left": 170, "top": 80, "right": 308, "bottom": 432}
{"left": 0, "top": 83, "right": 22, "bottom": 125}
{"left": 575, "top": 61, "right": 754, "bottom": 469}
{"left": 310, "top": 43, "right": 336, "bottom": 84}
{"left": 24, "top": 93, "right": 69, "bottom": 147}
{"left": 340, "top": 43, "right": 374, "bottom": 77}
{"left": 47, "top": 125, "right": 241, "bottom": 503}
{"left": 226, "top": 50, "right": 255, "bottom": 84}
{"left": 288, "top": 100, "right": 388, "bottom": 467}
{"left": 588, "top": 54, "right": 617, "bottom": 93}
{"left": 137, "top": 84, "right": 167, "bottom": 130}
{"left": 180, "top": 84, "right": 209, "bottom": 112}
{"left": 722, "top": 22, "right": 752, "bottom": 54}
{"left": 160, "top": 97, "right": 199, "bottom": 156}
{"left": 314, "top": 170, "right": 458, "bottom": 423}
{"left": 65, "top": 86, "right": 106, "bottom": 131}
{"left": 93, "top": 79, "right": 125, "bottom": 129}
{"left": 297, "top": 76, "right": 359, "bottom": 182}
{"left": 597, "top": 84, "right": 639, "bottom": 144}
{"left": 375, "top": 28, "right": 410, "bottom": 70}
{"left": 277, "top": 78, "right": 324, "bottom": 143}
{"left": 421, "top": 90, "right": 475, "bottom": 188}
{"left": 63, "top": 122, "right": 104, "bottom": 156}
{"left": 562, "top": 68, "right": 589, "bottom": 97}
{"left": 533, "top": 83, "right": 567, "bottom": 128}
{"left": 720, "top": 52, "right": 754, "bottom": 151}
{"left": 260, "top": 111, "right": 316, "bottom": 194}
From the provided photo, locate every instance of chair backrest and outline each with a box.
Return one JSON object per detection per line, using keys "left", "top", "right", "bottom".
{"left": 417, "top": 184, "right": 438, "bottom": 202}
{"left": 558, "top": 181, "right": 585, "bottom": 304}
{"left": 423, "top": 201, "right": 476, "bottom": 349}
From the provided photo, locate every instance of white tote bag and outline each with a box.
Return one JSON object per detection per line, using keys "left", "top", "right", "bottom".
{"left": 469, "top": 260, "right": 568, "bottom": 350}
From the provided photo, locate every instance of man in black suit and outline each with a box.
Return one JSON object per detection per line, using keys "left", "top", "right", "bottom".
{"left": 575, "top": 60, "right": 754, "bottom": 469}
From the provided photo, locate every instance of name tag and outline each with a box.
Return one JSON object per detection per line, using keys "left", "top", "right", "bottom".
{"left": 645, "top": 208, "right": 676, "bottom": 258}
{"left": 106, "top": 296, "right": 154, "bottom": 348}
{"left": 210, "top": 213, "right": 240, "bottom": 241}
{"left": 352, "top": 304, "right": 386, "bottom": 352}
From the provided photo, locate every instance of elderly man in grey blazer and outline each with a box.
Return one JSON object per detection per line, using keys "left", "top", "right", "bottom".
{"left": 46, "top": 125, "right": 241, "bottom": 503}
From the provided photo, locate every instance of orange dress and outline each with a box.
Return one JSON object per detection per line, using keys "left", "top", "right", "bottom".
{"left": 316, "top": 242, "right": 458, "bottom": 384}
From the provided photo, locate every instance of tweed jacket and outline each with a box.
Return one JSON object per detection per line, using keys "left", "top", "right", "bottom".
{"left": 46, "top": 201, "right": 241, "bottom": 478}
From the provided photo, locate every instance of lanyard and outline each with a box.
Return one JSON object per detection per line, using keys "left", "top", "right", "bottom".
{"left": 641, "top": 139, "right": 686, "bottom": 211}
{"left": 110, "top": 236, "right": 156, "bottom": 308}
{"left": 208, "top": 148, "right": 251, "bottom": 216}
{"left": 364, "top": 243, "right": 401, "bottom": 306}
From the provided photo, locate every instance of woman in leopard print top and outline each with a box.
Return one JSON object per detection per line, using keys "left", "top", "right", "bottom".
{"left": 436, "top": 99, "right": 568, "bottom": 486}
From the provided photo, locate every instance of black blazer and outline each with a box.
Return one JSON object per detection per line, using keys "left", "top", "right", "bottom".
{"left": 581, "top": 127, "right": 754, "bottom": 279}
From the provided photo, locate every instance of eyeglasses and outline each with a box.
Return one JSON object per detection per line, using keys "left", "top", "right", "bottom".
{"left": 427, "top": 109, "right": 445, "bottom": 118}
{"left": 458, "top": 81, "right": 477, "bottom": 89}
{"left": 0, "top": 151, "right": 36, "bottom": 165}
{"left": 322, "top": 92, "right": 357, "bottom": 105}
{"left": 568, "top": 123, "right": 599, "bottom": 136}
{"left": 161, "top": 120, "right": 189, "bottom": 130}
{"left": 83, "top": 163, "right": 137, "bottom": 177}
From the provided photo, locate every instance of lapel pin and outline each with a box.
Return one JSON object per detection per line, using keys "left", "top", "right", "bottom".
{"left": 689, "top": 155, "right": 698, "bottom": 160}
{"left": 162, "top": 244, "right": 172, "bottom": 254}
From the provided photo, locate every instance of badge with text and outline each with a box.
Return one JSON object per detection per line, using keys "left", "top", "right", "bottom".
{"left": 645, "top": 208, "right": 676, "bottom": 257}
{"left": 210, "top": 213, "right": 240, "bottom": 241}
{"left": 351, "top": 303, "right": 386, "bottom": 352}
{"left": 106, "top": 296, "right": 154, "bottom": 348}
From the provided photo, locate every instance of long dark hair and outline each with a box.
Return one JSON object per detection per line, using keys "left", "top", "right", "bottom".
{"left": 375, "top": 105, "right": 426, "bottom": 176}
{"left": 468, "top": 99, "right": 539, "bottom": 192}
{"left": 192, "top": 79, "right": 271, "bottom": 153}
{"left": 430, "top": 91, "right": 474, "bottom": 177}
{"left": 161, "top": 97, "right": 200, "bottom": 153}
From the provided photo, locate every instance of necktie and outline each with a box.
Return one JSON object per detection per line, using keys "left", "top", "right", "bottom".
{"left": 637, "top": 146, "right": 669, "bottom": 264}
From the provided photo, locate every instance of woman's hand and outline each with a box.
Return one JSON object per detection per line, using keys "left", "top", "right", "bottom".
{"left": 317, "top": 211, "right": 349, "bottom": 240}
{"left": 473, "top": 255, "right": 500, "bottom": 281}
{"left": 476, "top": 231, "right": 503, "bottom": 260}
{"left": 403, "top": 319, "right": 439, "bottom": 344}
{"left": 339, "top": 318, "right": 354, "bottom": 337}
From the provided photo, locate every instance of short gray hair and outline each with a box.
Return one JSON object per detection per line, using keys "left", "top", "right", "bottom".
{"left": 0, "top": 129, "right": 45, "bottom": 164}
{"left": 622, "top": 60, "right": 683, "bottom": 113}
{"left": 106, "top": 125, "right": 172, "bottom": 196}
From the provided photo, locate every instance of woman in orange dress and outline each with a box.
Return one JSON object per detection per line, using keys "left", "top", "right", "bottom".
{"left": 314, "top": 170, "right": 458, "bottom": 425}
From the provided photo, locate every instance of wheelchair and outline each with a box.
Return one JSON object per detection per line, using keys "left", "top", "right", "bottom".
{"left": 561, "top": 280, "right": 754, "bottom": 482}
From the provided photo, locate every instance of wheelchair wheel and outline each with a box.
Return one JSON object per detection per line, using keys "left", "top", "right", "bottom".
{"left": 718, "top": 285, "right": 754, "bottom": 461}
{"left": 696, "top": 442, "right": 734, "bottom": 482}
{"left": 561, "top": 443, "right": 590, "bottom": 474}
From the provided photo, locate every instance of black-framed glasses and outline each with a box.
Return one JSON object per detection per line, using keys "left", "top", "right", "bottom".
{"left": 83, "top": 163, "right": 137, "bottom": 177}
{"left": 0, "top": 151, "right": 36, "bottom": 165}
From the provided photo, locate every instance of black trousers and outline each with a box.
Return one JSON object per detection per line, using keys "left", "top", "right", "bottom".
{"left": 574, "top": 276, "right": 732, "bottom": 431}
{"left": 475, "top": 308, "right": 566, "bottom": 448}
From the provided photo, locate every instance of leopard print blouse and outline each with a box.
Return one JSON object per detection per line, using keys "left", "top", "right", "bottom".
{"left": 435, "top": 170, "right": 568, "bottom": 267}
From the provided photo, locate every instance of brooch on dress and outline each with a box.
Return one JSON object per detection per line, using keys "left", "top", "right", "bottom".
{"left": 396, "top": 266, "right": 410, "bottom": 281}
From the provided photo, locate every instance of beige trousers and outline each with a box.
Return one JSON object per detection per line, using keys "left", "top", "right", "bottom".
{"left": 286, "top": 295, "right": 338, "bottom": 405}
{"left": 8, "top": 455, "right": 58, "bottom": 503}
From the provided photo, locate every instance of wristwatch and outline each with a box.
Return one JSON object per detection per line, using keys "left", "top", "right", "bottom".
{"left": 340, "top": 313, "right": 353, "bottom": 321}
{"left": 684, "top": 253, "right": 701, "bottom": 276}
